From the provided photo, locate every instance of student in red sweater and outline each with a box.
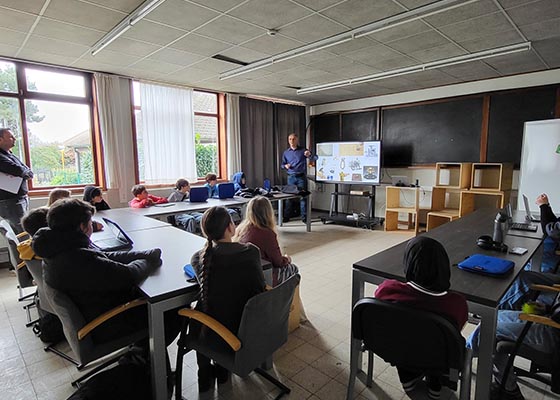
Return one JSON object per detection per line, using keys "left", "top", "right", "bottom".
{"left": 129, "top": 184, "right": 168, "bottom": 208}
{"left": 375, "top": 236, "right": 468, "bottom": 399}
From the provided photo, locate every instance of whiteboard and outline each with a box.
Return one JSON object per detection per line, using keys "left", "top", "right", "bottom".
{"left": 518, "top": 119, "right": 560, "bottom": 213}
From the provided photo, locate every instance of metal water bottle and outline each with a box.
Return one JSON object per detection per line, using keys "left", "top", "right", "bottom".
{"left": 493, "top": 211, "right": 507, "bottom": 244}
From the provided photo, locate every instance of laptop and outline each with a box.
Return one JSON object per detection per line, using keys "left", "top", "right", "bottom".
{"left": 216, "top": 182, "right": 235, "bottom": 199}
{"left": 189, "top": 187, "right": 209, "bottom": 202}
{"left": 522, "top": 194, "right": 540, "bottom": 222}
{"left": 91, "top": 218, "right": 133, "bottom": 251}
{"left": 505, "top": 203, "right": 538, "bottom": 232}
{"left": 391, "top": 176, "right": 411, "bottom": 187}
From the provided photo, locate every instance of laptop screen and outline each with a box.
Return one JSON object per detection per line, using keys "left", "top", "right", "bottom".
{"left": 102, "top": 218, "right": 132, "bottom": 243}
{"left": 522, "top": 194, "right": 532, "bottom": 218}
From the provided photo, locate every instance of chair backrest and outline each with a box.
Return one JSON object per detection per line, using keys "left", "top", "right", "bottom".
{"left": 43, "top": 280, "right": 94, "bottom": 362}
{"left": 233, "top": 273, "right": 300, "bottom": 375}
{"left": 25, "top": 259, "right": 55, "bottom": 314}
{"left": 0, "top": 220, "right": 33, "bottom": 288}
{"left": 352, "top": 298, "right": 465, "bottom": 375}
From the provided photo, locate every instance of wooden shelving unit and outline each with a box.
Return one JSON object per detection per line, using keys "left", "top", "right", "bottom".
{"left": 385, "top": 186, "right": 420, "bottom": 234}
{"left": 470, "top": 163, "right": 513, "bottom": 192}
{"left": 435, "top": 162, "right": 472, "bottom": 189}
{"left": 459, "top": 190, "right": 505, "bottom": 217}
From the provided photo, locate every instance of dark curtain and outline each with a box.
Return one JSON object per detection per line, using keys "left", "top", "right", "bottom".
{"left": 239, "top": 97, "right": 275, "bottom": 188}
{"left": 274, "top": 103, "right": 306, "bottom": 185}
{"left": 239, "top": 97, "right": 306, "bottom": 188}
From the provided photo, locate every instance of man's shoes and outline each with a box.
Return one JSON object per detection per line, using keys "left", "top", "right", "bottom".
{"left": 301, "top": 217, "right": 307, "bottom": 223}
{"left": 490, "top": 382, "right": 525, "bottom": 400}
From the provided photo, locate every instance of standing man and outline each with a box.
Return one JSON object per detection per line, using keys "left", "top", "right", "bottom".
{"left": 0, "top": 128, "right": 33, "bottom": 233}
{"left": 282, "top": 133, "right": 312, "bottom": 223}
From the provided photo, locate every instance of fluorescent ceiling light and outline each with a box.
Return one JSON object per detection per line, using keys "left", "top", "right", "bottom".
{"left": 296, "top": 42, "right": 532, "bottom": 95}
{"left": 220, "top": 0, "right": 478, "bottom": 80}
{"left": 91, "top": 0, "right": 167, "bottom": 56}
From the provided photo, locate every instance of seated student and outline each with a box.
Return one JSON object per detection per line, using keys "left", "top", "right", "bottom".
{"left": 18, "top": 207, "right": 49, "bottom": 260}
{"left": 537, "top": 193, "right": 560, "bottom": 272}
{"left": 129, "top": 184, "right": 168, "bottom": 208}
{"left": 31, "top": 198, "right": 179, "bottom": 348}
{"left": 167, "top": 178, "right": 202, "bottom": 233}
{"left": 83, "top": 185, "right": 111, "bottom": 211}
{"left": 231, "top": 171, "right": 246, "bottom": 193}
{"left": 190, "top": 206, "right": 265, "bottom": 392}
{"left": 204, "top": 173, "right": 218, "bottom": 198}
{"left": 375, "top": 236, "right": 468, "bottom": 399}
{"left": 47, "top": 188, "right": 71, "bottom": 206}
{"left": 234, "top": 196, "right": 294, "bottom": 269}
{"left": 167, "top": 178, "right": 190, "bottom": 202}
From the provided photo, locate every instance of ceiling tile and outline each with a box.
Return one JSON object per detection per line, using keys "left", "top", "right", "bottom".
{"left": 532, "top": 37, "right": 560, "bottom": 68}
{"left": 387, "top": 30, "right": 450, "bottom": 54}
{"left": 219, "top": 46, "right": 271, "bottom": 63}
{"left": 172, "top": 66, "right": 217, "bottom": 83}
{"left": 397, "top": 0, "right": 440, "bottom": 8}
{"left": 33, "top": 19, "right": 103, "bottom": 47}
{"left": 439, "top": 60, "right": 500, "bottom": 80}
{"left": 438, "top": 12, "right": 515, "bottom": 43}
{"left": 189, "top": 0, "right": 246, "bottom": 13}
{"left": 44, "top": 0, "right": 126, "bottom": 31}
{"left": 321, "top": 0, "right": 404, "bottom": 28}
{"left": 195, "top": 15, "right": 265, "bottom": 44}
{"left": 505, "top": 0, "right": 560, "bottom": 26}
{"left": 497, "top": 0, "right": 537, "bottom": 7}
{"left": 519, "top": 18, "right": 560, "bottom": 41}
{"left": 83, "top": 49, "right": 142, "bottom": 67}
{"left": 327, "top": 37, "right": 377, "bottom": 55}
{"left": 147, "top": 48, "right": 205, "bottom": 67}
{"left": 0, "top": 27, "right": 27, "bottom": 48}
{"left": 404, "top": 69, "right": 461, "bottom": 86}
{"left": 17, "top": 48, "right": 79, "bottom": 67}
{"left": 408, "top": 42, "right": 466, "bottom": 63}
{"left": 145, "top": 0, "right": 219, "bottom": 31}
{"left": 374, "top": 76, "right": 415, "bottom": 90}
{"left": 0, "top": 7, "right": 37, "bottom": 32}
{"left": 189, "top": 58, "right": 239, "bottom": 73}
{"left": 85, "top": 0, "right": 144, "bottom": 13}
{"left": 423, "top": 0, "right": 499, "bottom": 27}
{"left": 367, "top": 55, "right": 417, "bottom": 71}
{"left": 0, "top": 0, "right": 47, "bottom": 14}
{"left": 368, "top": 20, "right": 430, "bottom": 44}
{"left": 325, "top": 62, "right": 382, "bottom": 79}
{"left": 123, "top": 19, "right": 186, "bottom": 46}
{"left": 280, "top": 15, "right": 346, "bottom": 44}
{"left": 104, "top": 37, "right": 162, "bottom": 58}
{"left": 458, "top": 29, "right": 525, "bottom": 52}
{"left": 243, "top": 34, "right": 302, "bottom": 54}
{"left": 131, "top": 58, "right": 182, "bottom": 74}
{"left": 484, "top": 51, "right": 547, "bottom": 74}
{"left": 228, "top": 0, "right": 312, "bottom": 29}
{"left": 0, "top": 43, "right": 19, "bottom": 57}
{"left": 24, "top": 35, "right": 90, "bottom": 58}
{"left": 290, "top": 0, "right": 344, "bottom": 12}
{"left": 344, "top": 44, "right": 405, "bottom": 65}
{"left": 170, "top": 33, "right": 231, "bottom": 56}
{"left": 294, "top": 50, "right": 335, "bottom": 66}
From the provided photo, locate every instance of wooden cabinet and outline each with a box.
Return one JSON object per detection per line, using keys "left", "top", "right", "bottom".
{"left": 385, "top": 186, "right": 420, "bottom": 234}
{"left": 470, "top": 163, "right": 513, "bottom": 192}
{"left": 435, "top": 162, "right": 472, "bottom": 189}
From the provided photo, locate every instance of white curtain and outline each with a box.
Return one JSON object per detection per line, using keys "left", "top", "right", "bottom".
{"left": 94, "top": 73, "right": 136, "bottom": 203}
{"left": 227, "top": 94, "right": 241, "bottom": 178}
{"left": 140, "top": 82, "right": 198, "bottom": 183}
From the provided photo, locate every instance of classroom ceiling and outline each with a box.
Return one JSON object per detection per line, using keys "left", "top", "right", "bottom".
{"left": 0, "top": 0, "right": 559, "bottom": 105}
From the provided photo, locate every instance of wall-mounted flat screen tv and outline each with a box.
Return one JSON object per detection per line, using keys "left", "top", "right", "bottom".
{"left": 315, "top": 141, "right": 381, "bottom": 185}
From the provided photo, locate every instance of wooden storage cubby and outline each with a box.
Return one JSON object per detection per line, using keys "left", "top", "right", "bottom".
{"left": 385, "top": 186, "right": 420, "bottom": 234}
{"left": 459, "top": 190, "right": 507, "bottom": 217}
{"left": 470, "top": 163, "right": 513, "bottom": 192}
{"left": 435, "top": 162, "right": 472, "bottom": 189}
{"left": 427, "top": 186, "right": 461, "bottom": 231}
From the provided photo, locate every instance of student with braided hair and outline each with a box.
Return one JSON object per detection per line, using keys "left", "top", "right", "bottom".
{"left": 190, "top": 206, "right": 265, "bottom": 392}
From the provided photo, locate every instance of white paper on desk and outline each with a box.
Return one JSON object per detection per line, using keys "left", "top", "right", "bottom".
{"left": 0, "top": 171, "right": 23, "bottom": 194}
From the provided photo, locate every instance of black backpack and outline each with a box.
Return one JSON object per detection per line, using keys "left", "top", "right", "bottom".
{"left": 32, "top": 294, "right": 65, "bottom": 344}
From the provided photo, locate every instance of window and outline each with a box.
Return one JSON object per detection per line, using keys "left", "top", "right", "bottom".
{"left": 0, "top": 59, "right": 97, "bottom": 189}
{"left": 132, "top": 82, "right": 225, "bottom": 183}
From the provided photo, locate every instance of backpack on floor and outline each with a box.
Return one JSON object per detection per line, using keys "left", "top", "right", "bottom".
{"left": 32, "top": 294, "right": 65, "bottom": 344}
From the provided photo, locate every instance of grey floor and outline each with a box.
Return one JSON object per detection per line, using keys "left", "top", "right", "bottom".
{"left": 0, "top": 219, "right": 557, "bottom": 399}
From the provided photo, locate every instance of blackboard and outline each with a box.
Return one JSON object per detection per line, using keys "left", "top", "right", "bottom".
{"left": 312, "top": 114, "right": 340, "bottom": 145}
{"left": 341, "top": 110, "right": 378, "bottom": 141}
{"left": 487, "top": 87, "right": 556, "bottom": 168}
{"left": 381, "top": 97, "right": 483, "bottom": 166}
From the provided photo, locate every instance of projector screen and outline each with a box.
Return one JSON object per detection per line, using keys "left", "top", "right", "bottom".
{"left": 315, "top": 141, "right": 381, "bottom": 185}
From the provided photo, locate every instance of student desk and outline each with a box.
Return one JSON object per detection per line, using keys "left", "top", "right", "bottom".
{"left": 351, "top": 208, "right": 543, "bottom": 399}
{"left": 94, "top": 208, "right": 170, "bottom": 231}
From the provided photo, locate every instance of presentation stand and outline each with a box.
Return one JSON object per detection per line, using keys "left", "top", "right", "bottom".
{"left": 320, "top": 184, "right": 383, "bottom": 229}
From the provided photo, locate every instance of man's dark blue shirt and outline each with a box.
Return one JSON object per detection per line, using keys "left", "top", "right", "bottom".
{"left": 282, "top": 146, "right": 308, "bottom": 175}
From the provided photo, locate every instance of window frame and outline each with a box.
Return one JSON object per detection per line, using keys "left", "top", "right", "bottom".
{"left": 131, "top": 82, "right": 227, "bottom": 185}
{"left": 0, "top": 59, "right": 100, "bottom": 194}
